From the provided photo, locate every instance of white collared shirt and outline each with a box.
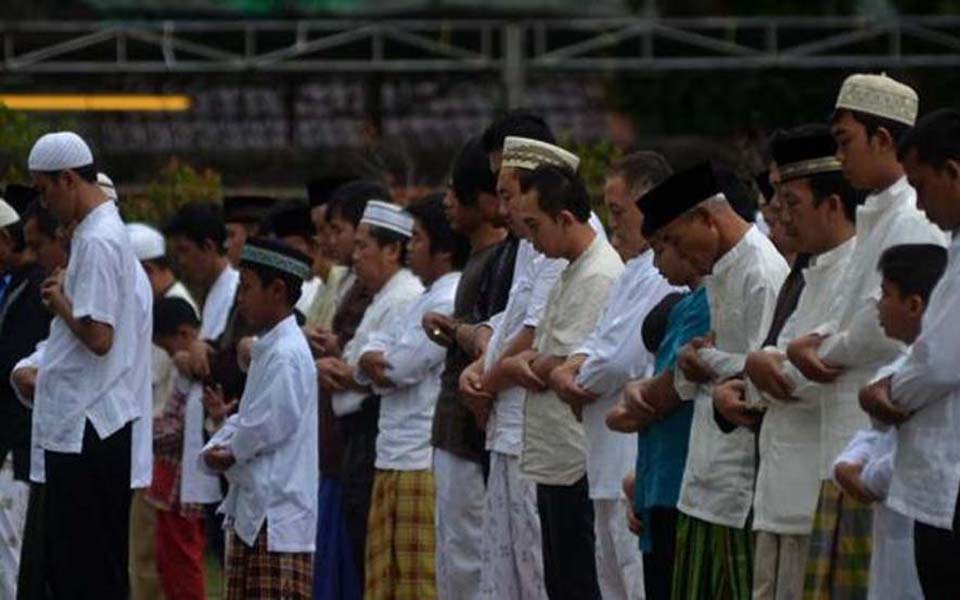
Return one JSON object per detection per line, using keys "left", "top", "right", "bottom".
{"left": 574, "top": 250, "right": 678, "bottom": 499}
{"left": 751, "top": 237, "right": 855, "bottom": 534}
{"left": 209, "top": 315, "right": 319, "bottom": 552}
{"left": 783, "top": 177, "right": 946, "bottom": 478}
{"left": 521, "top": 235, "right": 624, "bottom": 486}
{"left": 357, "top": 272, "right": 460, "bottom": 471}
{"left": 888, "top": 232, "right": 960, "bottom": 531}
{"left": 333, "top": 269, "right": 425, "bottom": 417}
{"left": 33, "top": 202, "right": 143, "bottom": 455}
{"left": 677, "top": 226, "right": 789, "bottom": 529}
{"left": 129, "top": 265, "right": 155, "bottom": 488}
{"left": 296, "top": 276, "right": 324, "bottom": 315}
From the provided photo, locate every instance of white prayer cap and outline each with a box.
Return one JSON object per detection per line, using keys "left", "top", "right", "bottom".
{"left": 27, "top": 131, "right": 94, "bottom": 172}
{"left": 0, "top": 199, "right": 19, "bottom": 229}
{"left": 835, "top": 73, "right": 919, "bottom": 126}
{"left": 98, "top": 172, "right": 118, "bottom": 203}
{"left": 126, "top": 223, "right": 165, "bottom": 261}
{"left": 360, "top": 200, "right": 414, "bottom": 237}
{"left": 501, "top": 136, "right": 580, "bottom": 172}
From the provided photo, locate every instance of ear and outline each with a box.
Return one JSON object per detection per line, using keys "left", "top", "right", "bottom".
{"left": 907, "top": 294, "right": 925, "bottom": 318}
{"left": 944, "top": 158, "right": 960, "bottom": 183}
{"left": 202, "top": 238, "right": 219, "bottom": 255}
{"left": 556, "top": 210, "right": 578, "bottom": 228}
{"left": 873, "top": 126, "right": 898, "bottom": 153}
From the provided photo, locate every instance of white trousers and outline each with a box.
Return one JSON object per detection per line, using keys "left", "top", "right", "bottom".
{"left": 752, "top": 530, "right": 810, "bottom": 600}
{"left": 594, "top": 497, "right": 645, "bottom": 600}
{"left": 479, "top": 451, "right": 548, "bottom": 600}
{"left": 434, "top": 448, "right": 485, "bottom": 600}
{"left": 0, "top": 455, "right": 29, "bottom": 600}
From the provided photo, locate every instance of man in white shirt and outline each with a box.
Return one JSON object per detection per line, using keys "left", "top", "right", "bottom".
{"left": 548, "top": 152, "right": 676, "bottom": 599}
{"left": 201, "top": 237, "right": 318, "bottom": 598}
{"left": 859, "top": 108, "right": 960, "bottom": 598}
{"left": 355, "top": 195, "right": 469, "bottom": 599}
{"left": 316, "top": 200, "right": 424, "bottom": 584}
{"left": 126, "top": 221, "right": 198, "bottom": 600}
{"left": 18, "top": 131, "right": 147, "bottom": 597}
{"left": 646, "top": 163, "right": 789, "bottom": 598}
{"left": 783, "top": 74, "right": 946, "bottom": 596}
{"left": 505, "top": 165, "right": 624, "bottom": 599}
{"left": 716, "top": 125, "right": 860, "bottom": 599}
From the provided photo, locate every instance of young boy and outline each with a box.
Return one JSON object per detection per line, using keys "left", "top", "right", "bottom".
{"left": 149, "top": 296, "right": 208, "bottom": 600}
{"left": 202, "top": 237, "right": 319, "bottom": 600}
{"left": 833, "top": 243, "right": 947, "bottom": 600}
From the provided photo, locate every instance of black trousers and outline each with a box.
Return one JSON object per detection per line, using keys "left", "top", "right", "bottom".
{"left": 536, "top": 477, "right": 602, "bottom": 600}
{"left": 339, "top": 396, "right": 380, "bottom": 584}
{"left": 44, "top": 421, "right": 132, "bottom": 600}
{"left": 17, "top": 484, "right": 51, "bottom": 600}
{"left": 914, "top": 483, "right": 960, "bottom": 600}
{"left": 643, "top": 507, "right": 679, "bottom": 600}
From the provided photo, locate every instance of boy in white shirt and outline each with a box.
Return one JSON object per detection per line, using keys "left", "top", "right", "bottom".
{"left": 834, "top": 243, "right": 947, "bottom": 600}
{"left": 202, "top": 237, "right": 319, "bottom": 599}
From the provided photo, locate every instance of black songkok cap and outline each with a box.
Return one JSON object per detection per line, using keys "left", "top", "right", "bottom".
{"left": 240, "top": 237, "right": 312, "bottom": 282}
{"left": 771, "top": 125, "right": 842, "bottom": 183}
{"left": 307, "top": 176, "right": 357, "bottom": 209}
{"left": 223, "top": 195, "right": 275, "bottom": 224}
{"left": 267, "top": 200, "right": 314, "bottom": 239}
{"left": 637, "top": 162, "right": 720, "bottom": 239}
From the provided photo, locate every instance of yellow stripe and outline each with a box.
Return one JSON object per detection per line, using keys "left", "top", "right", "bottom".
{"left": 0, "top": 94, "right": 191, "bottom": 112}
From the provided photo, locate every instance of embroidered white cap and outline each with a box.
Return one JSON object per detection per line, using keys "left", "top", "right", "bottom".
{"left": 501, "top": 136, "right": 580, "bottom": 172}
{"left": 835, "top": 73, "right": 919, "bottom": 126}
{"left": 360, "top": 200, "right": 414, "bottom": 237}
{"left": 98, "top": 172, "right": 118, "bottom": 203}
{"left": 126, "top": 223, "right": 165, "bottom": 261}
{"left": 27, "top": 131, "right": 94, "bottom": 172}
{"left": 0, "top": 199, "right": 19, "bottom": 229}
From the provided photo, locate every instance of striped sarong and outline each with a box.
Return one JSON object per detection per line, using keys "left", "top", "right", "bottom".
{"left": 803, "top": 480, "right": 872, "bottom": 600}
{"left": 671, "top": 513, "right": 753, "bottom": 600}
{"left": 364, "top": 469, "right": 437, "bottom": 600}
{"left": 226, "top": 527, "right": 314, "bottom": 600}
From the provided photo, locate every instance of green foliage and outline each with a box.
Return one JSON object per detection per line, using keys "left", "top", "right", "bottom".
{"left": 563, "top": 138, "right": 622, "bottom": 224}
{"left": 0, "top": 105, "right": 56, "bottom": 185}
{"left": 121, "top": 158, "right": 223, "bottom": 226}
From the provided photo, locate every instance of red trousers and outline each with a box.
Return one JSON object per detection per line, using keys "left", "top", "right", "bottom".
{"left": 155, "top": 509, "right": 207, "bottom": 600}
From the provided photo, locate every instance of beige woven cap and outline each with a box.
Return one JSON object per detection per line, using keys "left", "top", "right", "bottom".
{"left": 501, "top": 136, "right": 580, "bottom": 172}
{"left": 835, "top": 73, "right": 919, "bottom": 126}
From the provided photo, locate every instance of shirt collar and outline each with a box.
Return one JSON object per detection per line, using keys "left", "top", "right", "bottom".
{"left": 427, "top": 271, "right": 459, "bottom": 293}
{"left": 252, "top": 313, "right": 299, "bottom": 357}
{"left": 73, "top": 200, "right": 116, "bottom": 238}
{"left": 711, "top": 225, "right": 759, "bottom": 279}
{"left": 807, "top": 236, "right": 856, "bottom": 271}
{"left": 563, "top": 233, "right": 603, "bottom": 281}
{"left": 860, "top": 176, "right": 910, "bottom": 218}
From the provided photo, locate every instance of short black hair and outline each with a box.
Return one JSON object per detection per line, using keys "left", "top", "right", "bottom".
{"left": 153, "top": 296, "right": 200, "bottom": 338}
{"left": 144, "top": 255, "right": 173, "bottom": 270}
{"left": 832, "top": 108, "right": 911, "bottom": 145}
{"left": 451, "top": 137, "right": 498, "bottom": 207}
{"left": 406, "top": 193, "right": 471, "bottom": 269}
{"left": 326, "top": 180, "right": 390, "bottom": 227}
{"left": 163, "top": 201, "right": 226, "bottom": 254}
{"left": 897, "top": 108, "right": 960, "bottom": 169}
{"left": 263, "top": 199, "right": 314, "bottom": 242}
{"left": 367, "top": 225, "right": 409, "bottom": 266}
{"left": 22, "top": 199, "right": 58, "bottom": 239}
{"left": 518, "top": 165, "right": 591, "bottom": 223}
{"left": 34, "top": 163, "right": 98, "bottom": 185}
{"left": 481, "top": 110, "right": 555, "bottom": 155}
{"left": 878, "top": 243, "right": 948, "bottom": 303}
{"left": 608, "top": 151, "right": 673, "bottom": 196}
{"left": 808, "top": 171, "right": 864, "bottom": 223}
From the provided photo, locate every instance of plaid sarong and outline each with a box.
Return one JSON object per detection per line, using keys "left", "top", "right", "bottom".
{"left": 364, "top": 469, "right": 437, "bottom": 600}
{"left": 671, "top": 513, "right": 753, "bottom": 600}
{"left": 803, "top": 480, "right": 872, "bottom": 599}
{"left": 226, "top": 527, "right": 313, "bottom": 599}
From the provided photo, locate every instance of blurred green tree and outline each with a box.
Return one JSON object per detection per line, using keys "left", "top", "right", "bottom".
{"left": 121, "top": 157, "right": 222, "bottom": 226}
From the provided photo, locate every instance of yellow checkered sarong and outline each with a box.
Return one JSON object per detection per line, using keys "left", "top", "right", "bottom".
{"left": 803, "top": 480, "right": 873, "bottom": 599}
{"left": 364, "top": 469, "right": 437, "bottom": 600}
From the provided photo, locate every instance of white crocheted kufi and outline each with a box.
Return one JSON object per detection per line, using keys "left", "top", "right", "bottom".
{"left": 126, "top": 223, "right": 165, "bottom": 261}
{"left": 27, "top": 131, "right": 94, "bottom": 172}
{"left": 360, "top": 200, "right": 414, "bottom": 237}
{"left": 0, "top": 200, "right": 19, "bottom": 229}
{"left": 501, "top": 136, "right": 580, "bottom": 172}
{"left": 835, "top": 73, "right": 919, "bottom": 126}
{"left": 98, "top": 172, "right": 118, "bottom": 202}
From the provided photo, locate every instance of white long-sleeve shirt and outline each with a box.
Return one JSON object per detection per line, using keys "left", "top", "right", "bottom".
{"left": 677, "top": 226, "right": 789, "bottom": 529}
{"left": 889, "top": 232, "right": 960, "bottom": 531}
{"left": 574, "top": 250, "right": 677, "bottom": 499}
{"left": 751, "top": 237, "right": 855, "bottom": 535}
{"left": 782, "top": 177, "right": 946, "bottom": 478}
{"left": 357, "top": 272, "right": 460, "bottom": 471}
{"left": 333, "top": 268, "right": 424, "bottom": 417}
{"left": 208, "top": 315, "right": 319, "bottom": 552}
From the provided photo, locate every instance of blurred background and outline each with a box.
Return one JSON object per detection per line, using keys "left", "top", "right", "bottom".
{"left": 3, "top": 0, "right": 960, "bottom": 221}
